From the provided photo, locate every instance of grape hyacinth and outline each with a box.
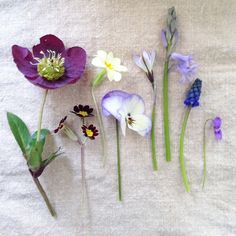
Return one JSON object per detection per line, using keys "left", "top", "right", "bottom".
{"left": 179, "top": 78, "right": 202, "bottom": 192}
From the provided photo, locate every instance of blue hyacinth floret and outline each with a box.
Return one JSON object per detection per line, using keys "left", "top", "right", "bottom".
{"left": 184, "top": 78, "right": 202, "bottom": 107}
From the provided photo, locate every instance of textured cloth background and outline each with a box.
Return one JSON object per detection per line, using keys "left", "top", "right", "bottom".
{"left": 0, "top": 0, "right": 235, "bottom": 235}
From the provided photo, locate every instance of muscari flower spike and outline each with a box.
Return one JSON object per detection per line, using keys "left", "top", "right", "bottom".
{"left": 171, "top": 53, "right": 197, "bottom": 83}
{"left": 180, "top": 78, "right": 202, "bottom": 192}
{"left": 12, "top": 34, "right": 86, "bottom": 89}
{"left": 212, "top": 117, "right": 222, "bottom": 140}
{"left": 184, "top": 78, "right": 202, "bottom": 107}
{"left": 71, "top": 105, "right": 94, "bottom": 118}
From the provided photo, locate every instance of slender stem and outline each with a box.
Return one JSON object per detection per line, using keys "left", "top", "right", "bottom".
{"left": 81, "top": 144, "right": 86, "bottom": 200}
{"left": 91, "top": 86, "right": 107, "bottom": 166}
{"left": 179, "top": 107, "right": 191, "bottom": 193}
{"left": 36, "top": 89, "right": 48, "bottom": 142}
{"left": 151, "top": 97, "right": 158, "bottom": 171}
{"left": 163, "top": 59, "right": 171, "bottom": 162}
{"left": 202, "top": 119, "right": 212, "bottom": 189}
{"left": 32, "top": 177, "right": 56, "bottom": 217}
{"left": 116, "top": 120, "right": 122, "bottom": 201}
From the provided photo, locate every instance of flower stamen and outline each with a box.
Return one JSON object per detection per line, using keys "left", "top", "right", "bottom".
{"left": 34, "top": 50, "right": 65, "bottom": 81}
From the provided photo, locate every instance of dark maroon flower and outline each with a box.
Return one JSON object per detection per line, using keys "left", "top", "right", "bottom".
{"left": 71, "top": 104, "right": 94, "bottom": 118}
{"left": 82, "top": 124, "right": 99, "bottom": 140}
{"left": 54, "top": 116, "right": 67, "bottom": 133}
{"left": 12, "top": 34, "right": 86, "bottom": 89}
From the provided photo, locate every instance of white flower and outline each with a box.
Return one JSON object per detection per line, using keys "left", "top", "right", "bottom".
{"left": 133, "top": 50, "right": 156, "bottom": 74}
{"left": 92, "top": 50, "right": 127, "bottom": 82}
{"left": 101, "top": 90, "right": 152, "bottom": 136}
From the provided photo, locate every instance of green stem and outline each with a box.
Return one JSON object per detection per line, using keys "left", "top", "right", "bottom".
{"left": 163, "top": 59, "right": 171, "bottom": 162}
{"left": 179, "top": 107, "right": 191, "bottom": 193}
{"left": 151, "top": 98, "right": 158, "bottom": 171}
{"left": 36, "top": 89, "right": 48, "bottom": 142}
{"left": 202, "top": 119, "right": 211, "bottom": 189}
{"left": 32, "top": 177, "right": 56, "bottom": 217}
{"left": 116, "top": 119, "right": 122, "bottom": 201}
{"left": 91, "top": 70, "right": 107, "bottom": 166}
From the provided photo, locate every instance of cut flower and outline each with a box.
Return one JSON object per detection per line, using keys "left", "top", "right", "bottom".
{"left": 101, "top": 90, "right": 151, "bottom": 136}
{"left": 92, "top": 50, "right": 127, "bottom": 82}
{"left": 12, "top": 34, "right": 86, "bottom": 89}
{"left": 71, "top": 105, "right": 94, "bottom": 118}
{"left": 82, "top": 124, "right": 99, "bottom": 140}
{"left": 171, "top": 53, "right": 197, "bottom": 83}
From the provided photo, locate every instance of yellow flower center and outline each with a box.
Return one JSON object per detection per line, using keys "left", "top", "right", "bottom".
{"left": 86, "top": 129, "right": 94, "bottom": 137}
{"left": 105, "top": 61, "right": 113, "bottom": 69}
{"left": 78, "top": 111, "right": 88, "bottom": 117}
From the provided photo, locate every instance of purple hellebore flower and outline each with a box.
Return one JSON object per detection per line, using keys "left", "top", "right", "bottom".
{"left": 101, "top": 90, "right": 152, "bottom": 136}
{"left": 12, "top": 34, "right": 86, "bottom": 89}
{"left": 171, "top": 52, "right": 197, "bottom": 83}
{"left": 212, "top": 117, "right": 222, "bottom": 140}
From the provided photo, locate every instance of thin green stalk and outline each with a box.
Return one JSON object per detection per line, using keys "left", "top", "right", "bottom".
{"left": 91, "top": 86, "right": 106, "bottom": 166}
{"left": 202, "top": 119, "right": 211, "bottom": 189}
{"left": 116, "top": 119, "right": 122, "bottom": 201}
{"left": 32, "top": 177, "right": 56, "bottom": 217}
{"left": 163, "top": 59, "right": 171, "bottom": 161}
{"left": 179, "top": 107, "right": 191, "bottom": 193}
{"left": 36, "top": 89, "right": 48, "bottom": 142}
{"left": 151, "top": 99, "right": 158, "bottom": 171}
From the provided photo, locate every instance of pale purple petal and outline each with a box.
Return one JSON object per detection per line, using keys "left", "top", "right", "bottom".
{"left": 133, "top": 55, "right": 147, "bottom": 72}
{"left": 161, "top": 29, "right": 168, "bottom": 48}
{"left": 101, "top": 90, "right": 130, "bottom": 119}
{"left": 214, "top": 129, "right": 222, "bottom": 140}
{"left": 212, "top": 117, "right": 222, "bottom": 130}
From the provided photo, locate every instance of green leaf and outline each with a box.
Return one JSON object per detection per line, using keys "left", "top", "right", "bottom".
{"left": 7, "top": 112, "right": 31, "bottom": 155}
{"left": 26, "top": 129, "right": 50, "bottom": 171}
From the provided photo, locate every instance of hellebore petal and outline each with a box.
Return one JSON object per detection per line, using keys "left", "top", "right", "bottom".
{"left": 12, "top": 45, "right": 38, "bottom": 78}
{"left": 63, "top": 46, "right": 86, "bottom": 79}
{"left": 32, "top": 34, "right": 65, "bottom": 57}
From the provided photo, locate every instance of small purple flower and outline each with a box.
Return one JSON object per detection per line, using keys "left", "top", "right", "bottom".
{"left": 12, "top": 34, "right": 86, "bottom": 89}
{"left": 171, "top": 52, "right": 197, "bottom": 83}
{"left": 212, "top": 117, "right": 222, "bottom": 140}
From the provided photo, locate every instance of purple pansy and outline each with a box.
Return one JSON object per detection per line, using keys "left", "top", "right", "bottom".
{"left": 12, "top": 34, "right": 86, "bottom": 89}
{"left": 171, "top": 52, "right": 197, "bottom": 83}
{"left": 101, "top": 90, "right": 151, "bottom": 136}
{"left": 212, "top": 117, "right": 222, "bottom": 140}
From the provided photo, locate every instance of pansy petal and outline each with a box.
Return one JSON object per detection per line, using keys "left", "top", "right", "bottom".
{"left": 120, "top": 116, "right": 127, "bottom": 136}
{"left": 120, "top": 94, "right": 145, "bottom": 115}
{"left": 101, "top": 90, "right": 129, "bottom": 119}
{"left": 127, "top": 114, "right": 152, "bottom": 136}
{"left": 64, "top": 47, "right": 86, "bottom": 79}
{"left": 107, "top": 69, "right": 122, "bottom": 81}
{"left": 12, "top": 45, "right": 38, "bottom": 78}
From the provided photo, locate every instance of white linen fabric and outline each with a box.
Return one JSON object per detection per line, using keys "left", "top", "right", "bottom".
{"left": 0, "top": 0, "right": 235, "bottom": 235}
